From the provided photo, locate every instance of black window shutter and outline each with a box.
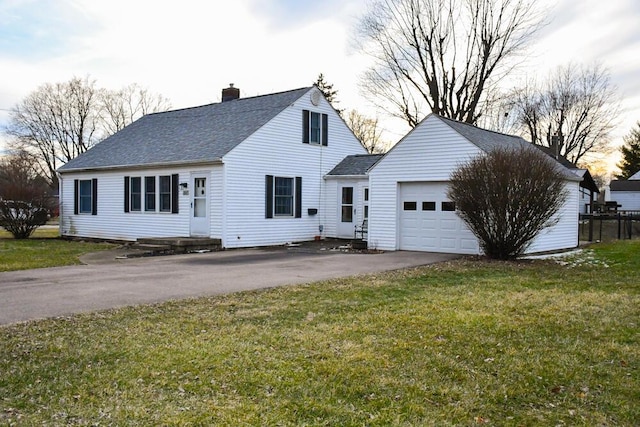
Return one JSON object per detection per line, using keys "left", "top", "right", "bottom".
{"left": 321, "top": 114, "right": 328, "bottom": 146}
{"left": 295, "top": 176, "right": 302, "bottom": 218}
{"left": 302, "top": 110, "right": 309, "bottom": 144}
{"left": 91, "top": 178, "right": 98, "bottom": 215}
{"left": 74, "top": 179, "right": 79, "bottom": 215}
{"left": 265, "top": 175, "right": 274, "bottom": 218}
{"left": 124, "top": 176, "right": 130, "bottom": 213}
{"left": 171, "top": 174, "right": 179, "bottom": 214}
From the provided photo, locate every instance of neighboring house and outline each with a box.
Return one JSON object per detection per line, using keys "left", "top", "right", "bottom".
{"left": 325, "top": 154, "right": 384, "bottom": 238}
{"left": 606, "top": 173, "right": 640, "bottom": 211}
{"left": 367, "top": 114, "right": 583, "bottom": 255}
{"left": 536, "top": 146, "right": 600, "bottom": 215}
{"left": 57, "top": 86, "right": 367, "bottom": 248}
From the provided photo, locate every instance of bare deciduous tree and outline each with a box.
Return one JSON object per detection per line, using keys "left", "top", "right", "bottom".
{"left": 5, "top": 77, "right": 171, "bottom": 188}
{"left": 447, "top": 146, "right": 569, "bottom": 259}
{"left": 356, "top": 0, "right": 545, "bottom": 127}
{"left": 6, "top": 76, "right": 101, "bottom": 188}
{"left": 100, "top": 83, "right": 172, "bottom": 135}
{"left": 346, "top": 110, "right": 387, "bottom": 153}
{"left": 508, "top": 63, "right": 618, "bottom": 164}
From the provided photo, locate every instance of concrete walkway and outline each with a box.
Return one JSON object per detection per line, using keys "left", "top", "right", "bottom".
{"left": 0, "top": 247, "right": 456, "bottom": 325}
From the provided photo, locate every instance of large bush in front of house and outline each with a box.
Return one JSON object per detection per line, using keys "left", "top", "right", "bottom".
{"left": 448, "top": 147, "right": 569, "bottom": 260}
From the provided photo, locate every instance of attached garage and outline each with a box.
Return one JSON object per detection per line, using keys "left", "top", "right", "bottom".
{"left": 368, "top": 114, "right": 581, "bottom": 255}
{"left": 398, "top": 182, "right": 479, "bottom": 253}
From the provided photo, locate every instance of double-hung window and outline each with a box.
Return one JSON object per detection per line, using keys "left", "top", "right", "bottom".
{"left": 78, "top": 180, "right": 92, "bottom": 213}
{"left": 274, "top": 177, "right": 294, "bottom": 216}
{"left": 74, "top": 178, "right": 97, "bottom": 215}
{"left": 125, "top": 174, "right": 179, "bottom": 214}
{"left": 302, "top": 110, "right": 328, "bottom": 146}
{"left": 159, "top": 175, "right": 172, "bottom": 212}
{"left": 130, "top": 177, "right": 142, "bottom": 211}
{"left": 145, "top": 177, "right": 156, "bottom": 212}
{"left": 265, "top": 175, "right": 302, "bottom": 218}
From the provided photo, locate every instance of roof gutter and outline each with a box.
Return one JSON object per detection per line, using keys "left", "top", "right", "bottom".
{"left": 58, "top": 158, "right": 224, "bottom": 174}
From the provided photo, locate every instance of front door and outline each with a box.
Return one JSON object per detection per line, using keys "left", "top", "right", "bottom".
{"left": 190, "top": 174, "right": 209, "bottom": 237}
{"left": 337, "top": 184, "right": 355, "bottom": 238}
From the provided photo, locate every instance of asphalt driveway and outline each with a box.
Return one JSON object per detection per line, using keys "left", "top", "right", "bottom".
{"left": 0, "top": 246, "right": 456, "bottom": 325}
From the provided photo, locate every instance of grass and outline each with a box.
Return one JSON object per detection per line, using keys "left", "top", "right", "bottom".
{"left": 1, "top": 241, "right": 639, "bottom": 425}
{"left": 0, "top": 227, "right": 114, "bottom": 272}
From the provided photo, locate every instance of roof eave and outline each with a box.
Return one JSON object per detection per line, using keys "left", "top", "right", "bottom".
{"left": 58, "top": 158, "right": 224, "bottom": 174}
{"left": 324, "top": 174, "right": 369, "bottom": 179}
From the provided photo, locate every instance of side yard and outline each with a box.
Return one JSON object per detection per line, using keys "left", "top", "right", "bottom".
{"left": 0, "top": 228, "right": 114, "bottom": 272}
{"left": 1, "top": 241, "right": 638, "bottom": 425}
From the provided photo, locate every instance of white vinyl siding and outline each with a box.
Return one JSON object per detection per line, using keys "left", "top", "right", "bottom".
{"left": 526, "top": 181, "right": 580, "bottom": 253}
{"left": 610, "top": 191, "right": 640, "bottom": 211}
{"left": 368, "top": 116, "right": 482, "bottom": 251}
{"left": 60, "top": 166, "right": 214, "bottom": 241}
{"left": 221, "top": 89, "right": 366, "bottom": 248}
{"left": 58, "top": 87, "right": 366, "bottom": 247}
{"left": 368, "top": 115, "right": 580, "bottom": 255}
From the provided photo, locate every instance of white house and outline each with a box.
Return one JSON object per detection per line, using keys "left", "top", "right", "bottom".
{"left": 367, "top": 114, "right": 582, "bottom": 255}
{"left": 57, "top": 86, "right": 367, "bottom": 248}
{"left": 606, "top": 172, "right": 640, "bottom": 211}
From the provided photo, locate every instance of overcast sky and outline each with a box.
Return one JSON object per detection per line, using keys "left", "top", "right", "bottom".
{"left": 1, "top": 0, "right": 639, "bottom": 170}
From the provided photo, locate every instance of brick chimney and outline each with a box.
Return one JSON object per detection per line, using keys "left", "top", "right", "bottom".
{"left": 222, "top": 84, "right": 240, "bottom": 102}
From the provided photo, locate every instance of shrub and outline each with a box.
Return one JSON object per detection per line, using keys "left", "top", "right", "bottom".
{"left": 447, "top": 146, "right": 569, "bottom": 259}
{"left": 0, "top": 200, "right": 49, "bottom": 239}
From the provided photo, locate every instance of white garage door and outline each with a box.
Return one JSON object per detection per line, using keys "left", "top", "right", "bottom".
{"left": 399, "top": 182, "right": 479, "bottom": 254}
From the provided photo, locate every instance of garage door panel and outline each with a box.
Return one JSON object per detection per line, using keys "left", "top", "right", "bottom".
{"left": 399, "top": 182, "right": 479, "bottom": 254}
{"left": 440, "top": 218, "right": 458, "bottom": 231}
{"left": 421, "top": 218, "right": 437, "bottom": 230}
{"left": 461, "top": 238, "right": 478, "bottom": 250}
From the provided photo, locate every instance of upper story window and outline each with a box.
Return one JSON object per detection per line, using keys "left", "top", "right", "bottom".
{"left": 302, "top": 110, "right": 328, "bottom": 146}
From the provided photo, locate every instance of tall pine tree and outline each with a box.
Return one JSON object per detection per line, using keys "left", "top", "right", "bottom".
{"left": 314, "top": 73, "right": 343, "bottom": 116}
{"left": 617, "top": 122, "right": 640, "bottom": 179}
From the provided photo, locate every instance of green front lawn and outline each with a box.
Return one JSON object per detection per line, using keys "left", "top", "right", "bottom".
{"left": 0, "top": 228, "right": 114, "bottom": 272}
{"left": 1, "top": 241, "right": 638, "bottom": 425}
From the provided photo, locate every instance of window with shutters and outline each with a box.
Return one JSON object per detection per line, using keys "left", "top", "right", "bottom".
{"left": 125, "top": 174, "right": 178, "bottom": 214}
{"left": 74, "top": 178, "right": 97, "bottom": 215}
{"left": 265, "top": 175, "right": 302, "bottom": 218}
{"left": 302, "top": 110, "right": 328, "bottom": 146}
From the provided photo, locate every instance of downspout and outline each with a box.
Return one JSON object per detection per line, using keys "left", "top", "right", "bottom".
{"left": 319, "top": 138, "right": 325, "bottom": 238}
{"left": 57, "top": 172, "right": 63, "bottom": 236}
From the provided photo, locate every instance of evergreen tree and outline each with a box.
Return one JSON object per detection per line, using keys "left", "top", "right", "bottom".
{"left": 314, "top": 73, "right": 343, "bottom": 116}
{"left": 616, "top": 122, "right": 640, "bottom": 179}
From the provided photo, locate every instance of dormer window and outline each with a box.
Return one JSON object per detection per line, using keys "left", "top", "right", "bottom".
{"left": 302, "top": 110, "right": 328, "bottom": 146}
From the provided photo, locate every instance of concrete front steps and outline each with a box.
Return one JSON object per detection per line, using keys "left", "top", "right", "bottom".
{"left": 132, "top": 237, "right": 222, "bottom": 255}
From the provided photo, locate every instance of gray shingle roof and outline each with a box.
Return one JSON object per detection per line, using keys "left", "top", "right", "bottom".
{"left": 610, "top": 180, "right": 640, "bottom": 191}
{"left": 436, "top": 115, "right": 581, "bottom": 181}
{"left": 327, "top": 154, "right": 384, "bottom": 176}
{"left": 438, "top": 115, "right": 531, "bottom": 152}
{"left": 59, "top": 87, "right": 312, "bottom": 172}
